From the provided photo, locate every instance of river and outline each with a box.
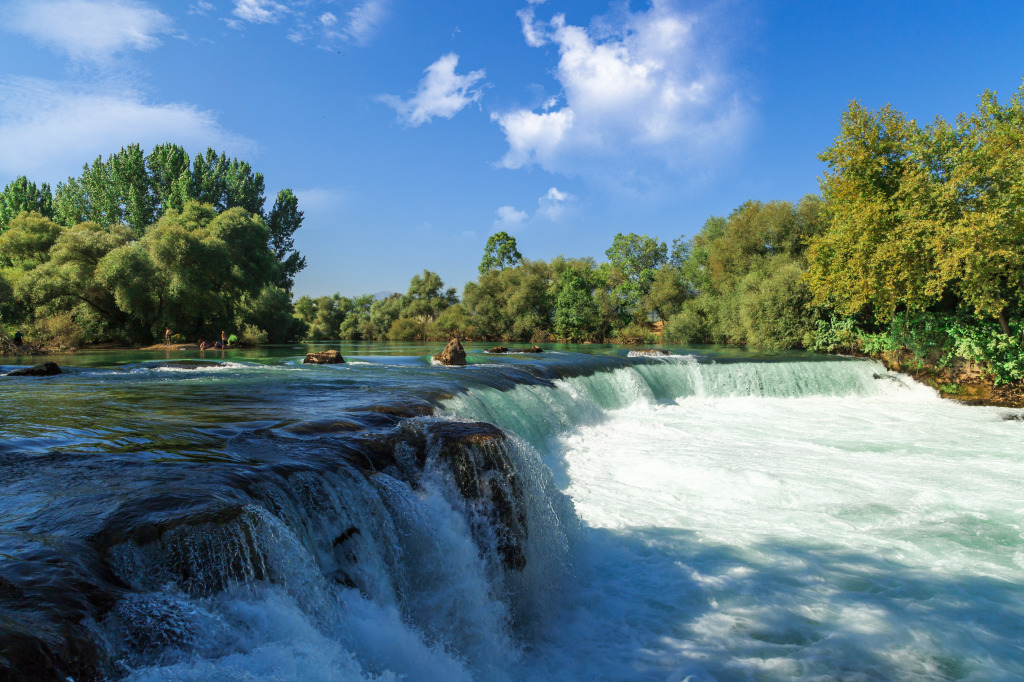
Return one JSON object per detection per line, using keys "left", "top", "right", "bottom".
{"left": 1, "top": 343, "right": 1021, "bottom": 681}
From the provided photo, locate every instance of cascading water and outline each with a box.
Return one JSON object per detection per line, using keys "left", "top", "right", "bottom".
{"left": 1, "top": 347, "right": 1021, "bottom": 680}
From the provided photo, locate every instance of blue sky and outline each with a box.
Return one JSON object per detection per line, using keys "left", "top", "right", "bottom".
{"left": 1, "top": 0, "right": 1023, "bottom": 298}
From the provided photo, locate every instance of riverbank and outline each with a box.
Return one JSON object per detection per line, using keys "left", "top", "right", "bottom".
{"left": 871, "top": 351, "right": 1024, "bottom": 408}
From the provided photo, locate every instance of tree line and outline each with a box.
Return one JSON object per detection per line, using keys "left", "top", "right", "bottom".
{"left": 2, "top": 81, "right": 1022, "bottom": 384}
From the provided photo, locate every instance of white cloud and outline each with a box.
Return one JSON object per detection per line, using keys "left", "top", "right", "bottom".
{"left": 494, "top": 205, "right": 529, "bottom": 231}
{"left": 494, "top": 1, "right": 746, "bottom": 183}
{"left": 188, "top": 1, "right": 215, "bottom": 15}
{"left": 3, "top": 0, "right": 174, "bottom": 63}
{"left": 342, "top": 0, "right": 387, "bottom": 45}
{"left": 0, "top": 77, "right": 253, "bottom": 181}
{"left": 537, "top": 186, "right": 574, "bottom": 221}
{"left": 379, "top": 53, "right": 486, "bottom": 127}
{"left": 320, "top": 12, "right": 337, "bottom": 28}
{"left": 493, "top": 187, "right": 575, "bottom": 232}
{"left": 232, "top": 0, "right": 287, "bottom": 24}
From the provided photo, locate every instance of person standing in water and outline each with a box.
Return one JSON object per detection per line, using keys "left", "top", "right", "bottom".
{"left": 164, "top": 326, "right": 172, "bottom": 346}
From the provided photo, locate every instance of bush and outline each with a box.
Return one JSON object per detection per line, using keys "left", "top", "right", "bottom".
{"left": 806, "top": 316, "right": 859, "bottom": 354}
{"left": 388, "top": 317, "right": 423, "bottom": 341}
{"left": 29, "top": 313, "right": 84, "bottom": 351}
{"left": 663, "top": 299, "right": 711, "bottom": 344}
{"left": 613, "top": 322, "right": 655, "bottom": 345}
{"left": 227, "top": 334, "right": 238, "bottom": 345}
{"left": 239, "top": 324, "right": 268, "bottom": 346}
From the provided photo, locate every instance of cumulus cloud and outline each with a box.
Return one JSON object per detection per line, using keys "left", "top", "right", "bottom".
{"left": 232, "top": 0, "right": 287, "bottom": 24}
{"left": 0, "top": 77, "right": 253, "bottom": 181}
{"left": 494, "top": 205, "right": 529, "bottom": 231}
{"left": 493, "top": 186, "right": 575, "bottom": 232}
{"left": 537, "top": 186, "right": 574, "bottom": 220}
{"left": 320, "top": 12, "right": 337, "bottom": 28}
{"left": 379, "top": 53, "right": 486, "bottom": 127}
{"left": 3, "top": 0, "right": 174, "bottom": 63}
{"left": 494, "top": 0, "right": 746, "bottom": 183}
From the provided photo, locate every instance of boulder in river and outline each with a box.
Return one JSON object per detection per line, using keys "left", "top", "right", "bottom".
{"left": 5, "top": 362, "right": 62, "bottom": 377}
{"left": 627, "top": 349, "right": 671, "bottom": 357}
{"left": 433, "top": 338, "right": 466, "bottom": 366}
{"left": 520, "top": 345, "right": 543, "bottom": 353}
{"left": 487, "top": 346, "right": 509, "bottom": 354}
{"left": 304, "top": 350, "right": 344, "bottom": 364}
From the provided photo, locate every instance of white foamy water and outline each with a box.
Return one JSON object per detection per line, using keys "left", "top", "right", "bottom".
{"left": 516, "top": 371, "right": 1024, "bottom": 681}
{"left": 101, "top": 357, "right": 1023, "bottom": 681}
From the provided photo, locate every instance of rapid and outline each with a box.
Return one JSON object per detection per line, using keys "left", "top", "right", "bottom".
{"left": 0, "top": 344, "right": 1021, "bottom": 680}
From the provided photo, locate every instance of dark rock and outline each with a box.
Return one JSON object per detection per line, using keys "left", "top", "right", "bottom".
{"left": 487, "top": 346, "right": 509, "bottom": 354}
{"left": 519, "top": 345, "right": 543, "bottom": 353}
{"left": 303, "top": 350, "right": 344, "bottom": 364}
{"left": 5, "top": 362, "right": 62, "bottom": 377}
{"left": 432, "top": 338, "right": 466, "bottom": 366}
{"left": 627, "top": 349, "right": 671, "bottom": 357}
{"left": 426, "top": 421, "right": 528, "bottom": 571}
{"left": 1003, "top": 413, "right": 1023, "bottom": 422}
{"left": 333, "top": 527, "right": 360, "bottom": 547}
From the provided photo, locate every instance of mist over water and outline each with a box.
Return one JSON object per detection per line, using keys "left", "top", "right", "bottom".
{"left": 1, "top": 345, "right": 1021, "bottom": 680}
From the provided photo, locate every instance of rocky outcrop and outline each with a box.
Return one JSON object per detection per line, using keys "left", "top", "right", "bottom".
{"left": 521, "top": 345, "right": 543, "bottom": 353}
{"left": 487, "top": 346, "right": 509, "bottom": 354}
{"left": 303, "top": 350, "right": 344, "bottom": 364}
{"left": 432, "top": 338, "right": 466, "bottom": 366}
{"left": 627, "top": 349, "right": 671, "bottom": 357}
{"left": 5, "top": 362, "right": 62, "bottom": 377}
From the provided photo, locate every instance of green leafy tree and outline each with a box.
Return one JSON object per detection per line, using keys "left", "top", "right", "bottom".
{"left": 0, "top": 212, "right": 63, "bottom": 268}
{"left": 479, "top": 231, "right": 523, "bottom": 275}
{"left": 553, "top": 268, "right": 599, "bottom": 341}
{"left": 146, "top": 143, "right": 193, "bottom": 212}
{"left": 604, "top": 232, "right": 667, "bottom": 323}
{"left": 266, "top": 189, "right": 307, "bottom": 291}
{"left": 0, "top": 177, "right": 53, "bottom": 230}
{"left": 808, "top": 84, "right": 1024, "bottom": 341}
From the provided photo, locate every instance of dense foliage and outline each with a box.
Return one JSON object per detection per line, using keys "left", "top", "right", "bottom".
{"left": 0, "top": 145, "right": 305, "bottom": 345}
{"left": 806, "top": 82, "right": 1024, "bottom": 382}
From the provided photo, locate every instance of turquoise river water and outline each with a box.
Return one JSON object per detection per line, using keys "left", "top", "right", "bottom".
{"left": 0, "top": 342, "right": 1021, "bottom": 681}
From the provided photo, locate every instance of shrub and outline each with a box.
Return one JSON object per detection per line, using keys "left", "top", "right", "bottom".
{"left": 239, "top": 324, "right": 268, "bottom": 346}
{"left": 613, "top": 322, "right": 654, "bottom": 345}
{"left": 663, "top": 299, "right": 711, "bottom": 344}
{"left": 29, "top": 313, "right": 83, "bottom": 351}
{"left": 807, "top": 316, "right": 860, "bottom": 354}
{"left": 388, "top": 317, "right": 423, "bottom": 341}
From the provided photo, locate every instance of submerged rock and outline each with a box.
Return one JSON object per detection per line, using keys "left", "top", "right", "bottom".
{"left": 5, "top": 362, "right": 62, "bottom": 377}
{"left": 433, "top": 338, "right": 466, "bottom": 366}
{"left": 487, "top": 346, "right": 509, "bottom": 354}
{"left": 627, "top": 349, "right": 671, "bottom": 357}
{"left": 520, "top": 345, "right": 543, "bottom": 353}
{"left": 303, "top": 350, "right": 344, "bottom": 364}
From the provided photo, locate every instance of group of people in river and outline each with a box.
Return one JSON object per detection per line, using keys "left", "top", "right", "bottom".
{"left": 164, "top": 327, "right": 228, "bottom": 351}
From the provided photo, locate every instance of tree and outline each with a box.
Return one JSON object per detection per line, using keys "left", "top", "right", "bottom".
{"left": 479, "top": 231, "right": 523, "bottom": 275}
{"left": 807, "top": 85, "right": 1024, "bottom": 339}
{"left": 0, "top": 212, "right": 63, "bottom": 268}
{"left": 604, "top": 232, "right": 667, "bottom": 323}
{"left": 266, "top": 189, "right": 307, "bottom": 291}
{"left": 553, "top": 268, "right": 599, "bottom": 341}
{"left": 0, "top": 177, "right": 53, "bottom": 230}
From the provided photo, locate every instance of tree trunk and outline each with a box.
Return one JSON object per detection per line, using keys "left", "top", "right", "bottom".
{"left": 998, "top": 309, "right": 1012, "bottom": 338}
